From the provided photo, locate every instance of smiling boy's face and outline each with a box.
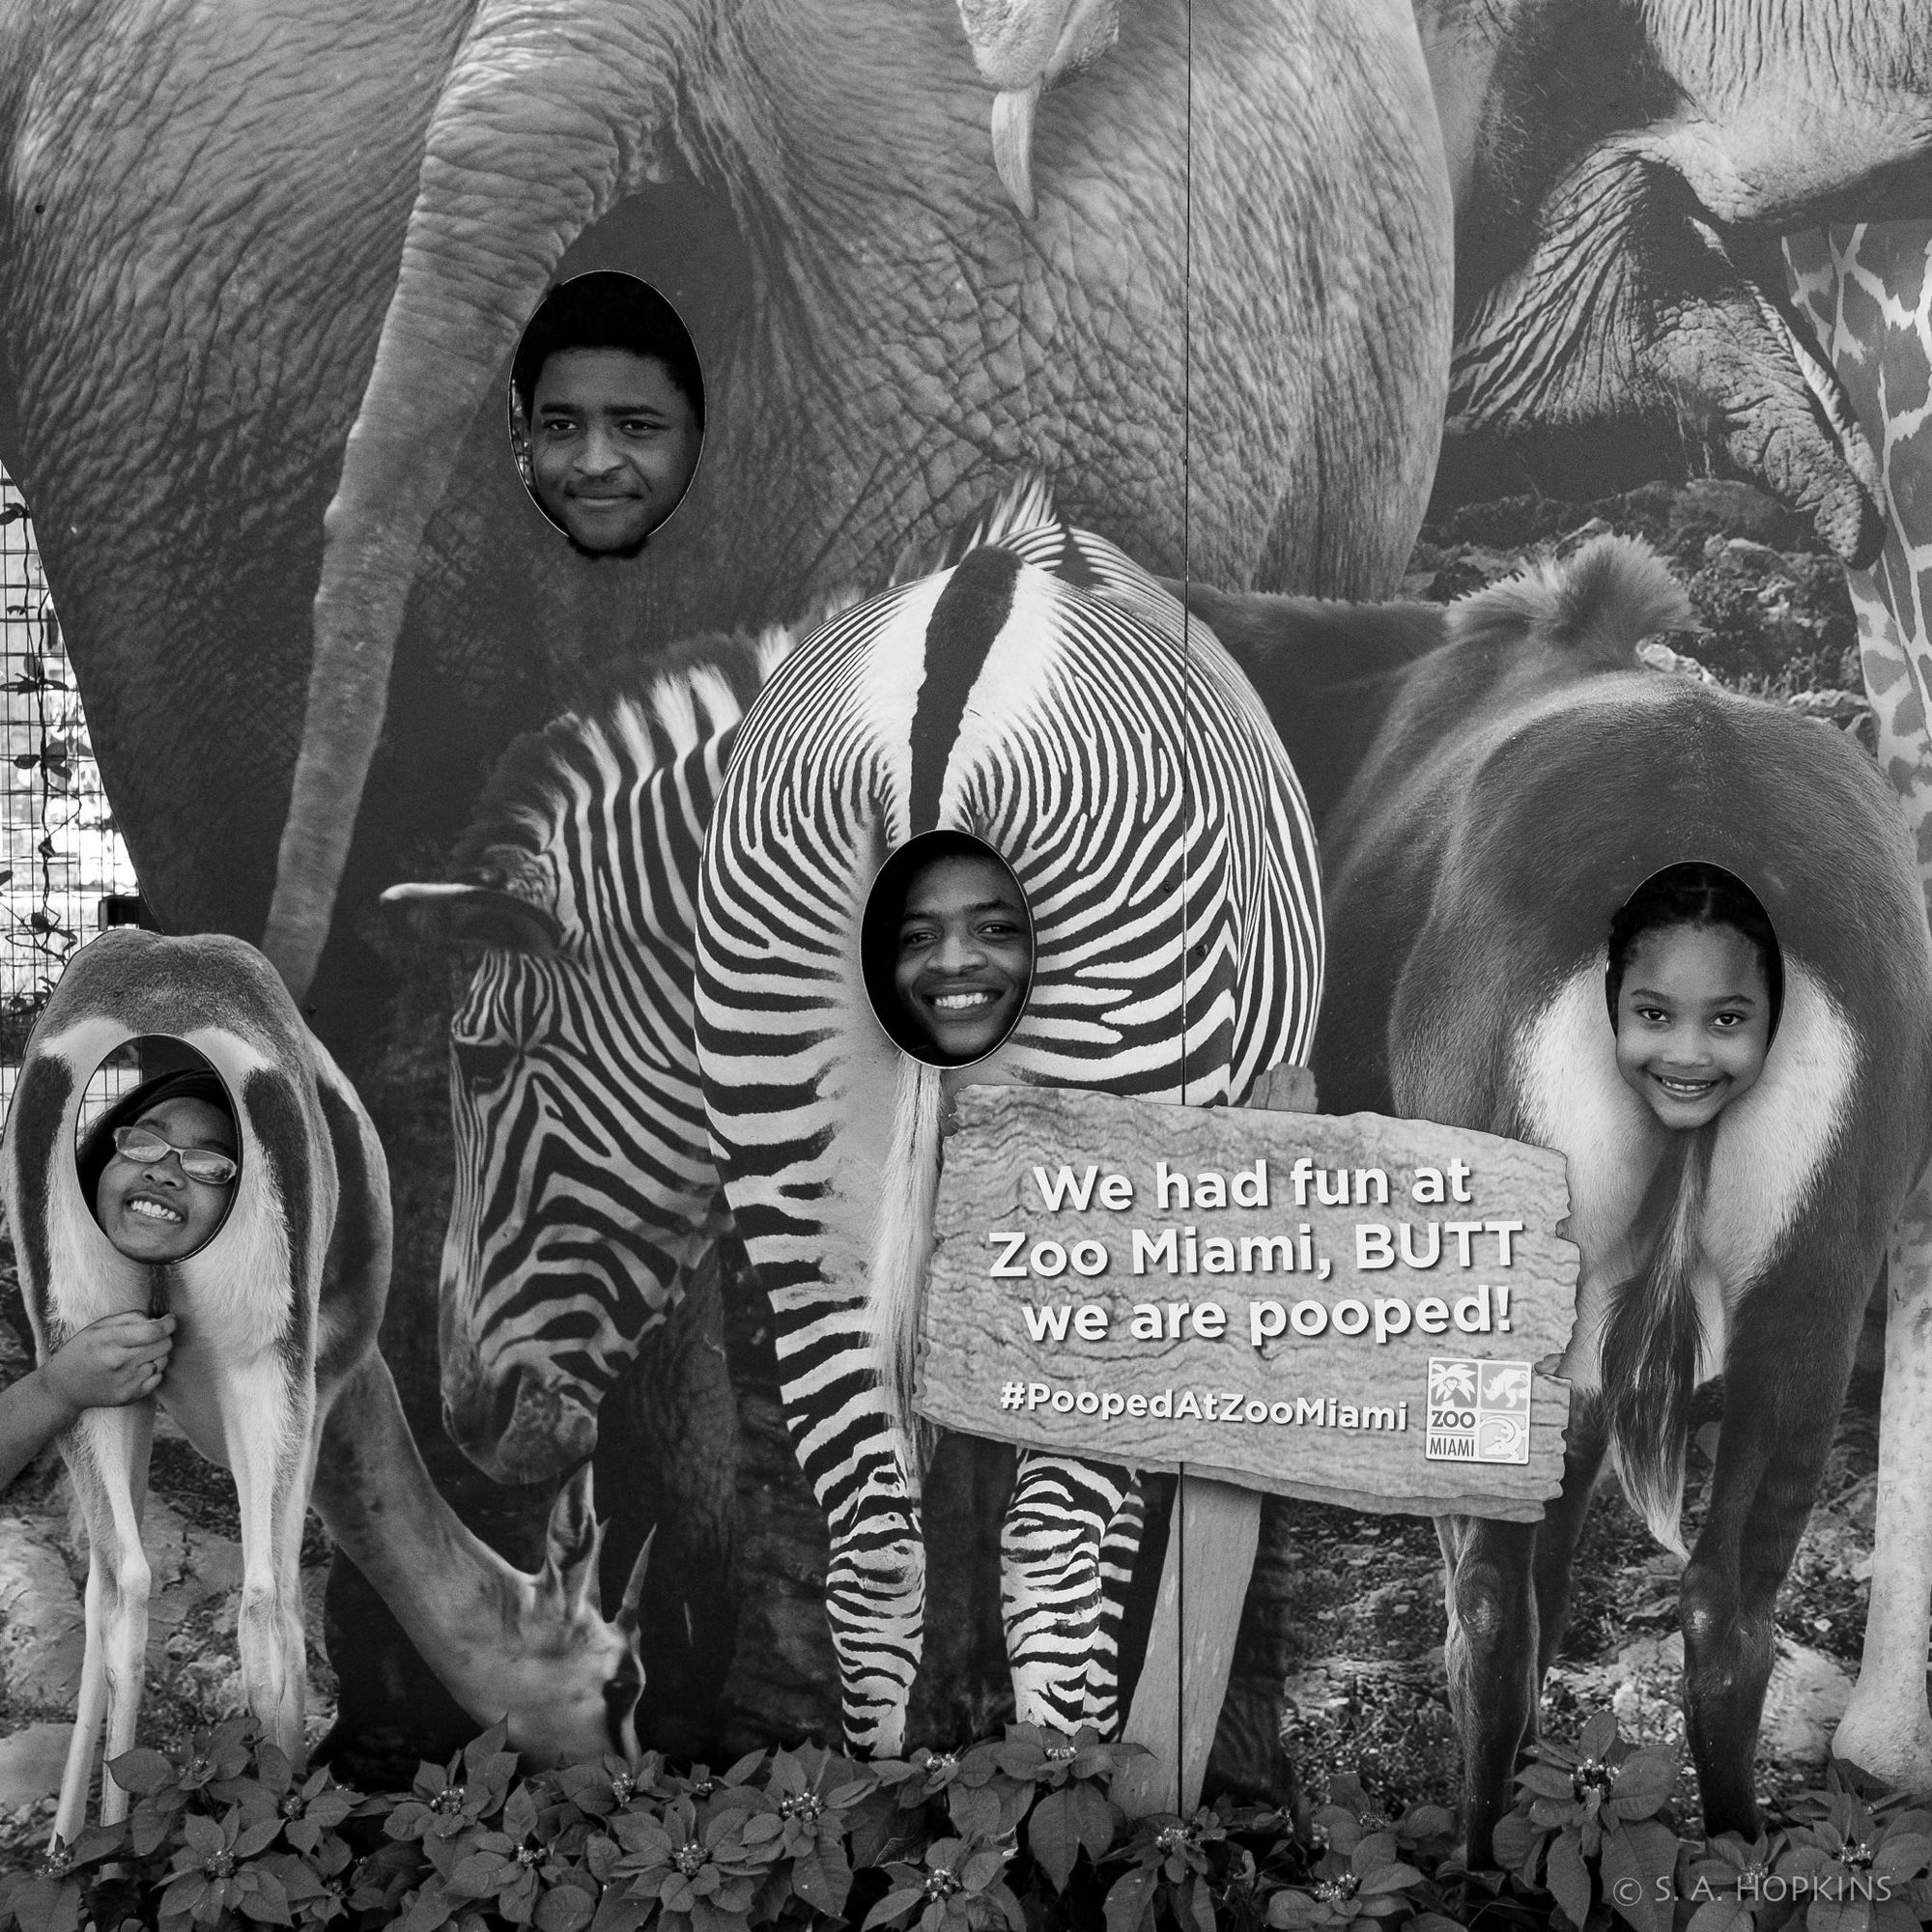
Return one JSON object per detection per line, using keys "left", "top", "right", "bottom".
{"left": 893, "top": 855, "right": 1032, "bottom": 1064}
{"left": 528, "top": 348, "right": 700, "bottom": 554}
{"left": 1614, "top": 923, "right": 1772, "bottom": 1130}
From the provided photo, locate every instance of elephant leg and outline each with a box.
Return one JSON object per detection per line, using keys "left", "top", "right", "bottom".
{"left": 1002, "top": 1452, "right": 1132, "bottom": 1735}
{"left": 770, "top": 1288, "right": 923, "bottom": 1757}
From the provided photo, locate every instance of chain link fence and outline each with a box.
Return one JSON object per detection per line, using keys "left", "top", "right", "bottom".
{"left": 0, "top": 467, "right": 141, "bottom": 1117}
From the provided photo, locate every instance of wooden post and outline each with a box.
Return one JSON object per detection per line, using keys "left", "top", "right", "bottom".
{"left": 1114, "top": 1064, "right": 1315, "bottom": 1817}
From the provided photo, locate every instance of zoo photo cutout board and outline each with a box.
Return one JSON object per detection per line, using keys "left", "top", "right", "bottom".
{"left": 920, "top": 1081, "right": 1579, "bottom": 1810}
{"left": 6, "top": 0, "right": 1932, "bottom": 1877}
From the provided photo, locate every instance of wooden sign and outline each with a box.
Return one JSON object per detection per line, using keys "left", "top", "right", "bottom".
{"left": 918, "top": 1085, "right": 1578, "bottom": 1520}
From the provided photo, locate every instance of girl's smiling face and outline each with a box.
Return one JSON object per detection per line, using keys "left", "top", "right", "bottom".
{"left": 94, "top": 1095, "right": 238, "bottom": 1262}
{"left": 1614, "top": 923, "right": 1772, "bottom": 1129}
{"left": 893, "top": 855, "right": 1032, "bottom": 1064}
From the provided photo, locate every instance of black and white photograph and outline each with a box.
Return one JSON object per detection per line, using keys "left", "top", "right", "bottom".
{"left": 0, "top": 3, "right": 1929, "bottom": 1926}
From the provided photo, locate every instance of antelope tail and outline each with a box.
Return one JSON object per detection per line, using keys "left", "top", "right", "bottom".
{"left": 869, "top": 1053, "right": 948, "bottom": 1487}
{"left": 1601, "top": 1126, "right": 1713, "bottom": 1557}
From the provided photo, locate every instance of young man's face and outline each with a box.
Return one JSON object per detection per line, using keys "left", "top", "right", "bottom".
{"left": 528, "top": 348, "right": 700, "bottom": 555}
{"left": 893, "top": 855, "right": 1032, "bottom": 1064}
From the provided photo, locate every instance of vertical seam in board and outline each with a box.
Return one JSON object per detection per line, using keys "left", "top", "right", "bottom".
{"left": 1177, "top": 0, "right": 1194, "bottom": 1800}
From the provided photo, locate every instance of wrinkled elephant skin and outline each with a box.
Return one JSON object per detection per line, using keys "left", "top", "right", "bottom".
{"left": 1419, "top": 0, "right": 1932, "bottom": 564}
{"left": 0, "top": 0, "right": 1449, "bottom": 1014}
{"left": 261, "top": 0, "right": 1449, "bottom": 1003}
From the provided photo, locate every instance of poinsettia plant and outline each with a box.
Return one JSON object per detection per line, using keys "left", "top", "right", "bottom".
{"left": 1491, "top": 1711, "right": 1681, "bottom": 1932}
{"left": 3, "top": 1706, "right": 1922, "bottom": 1932}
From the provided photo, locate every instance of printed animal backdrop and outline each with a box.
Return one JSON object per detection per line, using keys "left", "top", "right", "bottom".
{"left": 2, "top": 0, "right": 1932, "bottom": 1844}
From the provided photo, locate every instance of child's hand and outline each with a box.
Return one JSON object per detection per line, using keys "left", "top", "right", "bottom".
{"left": 39, "top": 1311, "right": 176, "bottom": 1418}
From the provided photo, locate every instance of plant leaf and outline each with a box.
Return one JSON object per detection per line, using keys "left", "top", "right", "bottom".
{"left": 1104, "top": 1866, "right": 1160, "bottom": 1932}
{"left": 866, "top": 1888, "right": 930, "bottom": 1930}
{"left": 1687, "top": 1902, "right": 1753, "bottom": 1932}
{"left": 1578, "top": 1714, "right": 1621, "bottom": 1762}
{"left": 794, "top": 1842, "right": 854, "bottom": 1918}
{"left": 1607, "top": 1750, "right": 1678, "bottom": 1821}
{"left": 1547, "top": 1831, "right": 1594, "bottom": 1931}
{"left": 1490, "top": 1812, "right": 1539, "bottom": 1874}
{"left": 536, "top": 1889, "right": 598, "bottom": 1932}
{"left": 109, "top": 1748, "right": 177, "bottom": 1798}
{"left": 1602, "top": 1821, "right": 1672, "bottom": 1932}
{"left": 1029, "top": 1788, "right": 1083, "bottom": 1893}
{"left": 1178, "top": 1868, "right": 1216, "bottom": 1932}
{"left": 1519, "top": 1766, "right": 1577, "bottom": 1802}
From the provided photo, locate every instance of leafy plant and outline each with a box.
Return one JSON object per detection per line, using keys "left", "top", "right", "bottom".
{"left": 9, "top": 1706, "right": 1927, "bottom": 1932}
{"left": 1491, "top": 1712, "right": 1679, "bottom": 1932}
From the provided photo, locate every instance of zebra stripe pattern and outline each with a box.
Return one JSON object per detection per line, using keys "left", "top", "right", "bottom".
{"left": 415, "top": 633, "right": 794, "bottom": 1482}
{"left": 696, "top": 482, "right": 1322, "bottom": 1751}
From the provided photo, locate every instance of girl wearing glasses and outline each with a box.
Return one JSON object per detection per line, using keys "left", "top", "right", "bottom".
{"left": 78, "top": 1069, "right": 241, "bottom": 1264}
{"left": 0, "top": 1069, "right": 234, "bottom": 1488}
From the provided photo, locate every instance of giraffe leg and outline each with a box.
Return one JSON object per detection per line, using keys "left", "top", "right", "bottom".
{"left": 1826, "top": 263, "right": 1932, "bottom": 1791}
{"left": 1836, "top": 1192, "right": 1932, "bottom": 1787}
{"left": 1002, "top": 1452, "right": 1132, "bottom": 1735}
{"left": 771, "top": 1288, "right": 923, "bottom": 1756}
{"left": 56, "top": 1399, "right": 155, "bottom": 1840}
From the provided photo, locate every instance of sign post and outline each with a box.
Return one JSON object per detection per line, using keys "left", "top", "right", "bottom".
{"left": 1116, "top": 1065, "right": 1309, "bottom": 1818}
{"left": 917, "top": 1072, "right": 1578, "bottom": 1815}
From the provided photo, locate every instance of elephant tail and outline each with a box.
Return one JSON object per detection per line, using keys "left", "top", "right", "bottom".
{"left": 869, "top": 1051, "right": 947, "bottom": 1485}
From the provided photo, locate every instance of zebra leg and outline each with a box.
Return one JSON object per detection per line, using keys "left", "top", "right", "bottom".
{"left": 1003, "top": 1452, "right": 1132, "bottom": 1734}
{"left": 1081, "top": 1480, "right": 1146, "bottom": 1736}
{"left": 771, "top": 1288, "right": 924, "bottom": 1757}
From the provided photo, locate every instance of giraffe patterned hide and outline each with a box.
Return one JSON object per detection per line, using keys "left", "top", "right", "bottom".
{"left": 1784, "top": 220, "right": 1932, "bottom": 1794}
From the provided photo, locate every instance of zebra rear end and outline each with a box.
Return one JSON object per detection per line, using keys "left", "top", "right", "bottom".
{"left": 696, "top": 492, "right": 1323, "bottom": 1752}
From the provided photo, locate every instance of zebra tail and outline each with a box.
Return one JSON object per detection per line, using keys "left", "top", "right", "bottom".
{"left": 1601, "top": 1126, "right": 1713, "bottom": 1558}
{"left": 869, "top": 1052, "right": 947, "bottom": 1486}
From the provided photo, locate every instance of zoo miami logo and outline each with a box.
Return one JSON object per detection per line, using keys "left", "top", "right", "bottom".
{"left": 1424, "top": 1358, "right": 1532, "bottom": 1464}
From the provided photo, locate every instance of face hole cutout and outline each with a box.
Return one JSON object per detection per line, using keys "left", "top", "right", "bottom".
{"left": 509, "top": 271, "right": 705, "bottom": 558}
{"left": 863, "top": 832, "right": 1036, "bottom": 1068}
{"left": 1605, "top": 862, "right": 1784, "bottom": 1132}
{"left": 75, "top": 1039, "right": 242, "bottom": 1264}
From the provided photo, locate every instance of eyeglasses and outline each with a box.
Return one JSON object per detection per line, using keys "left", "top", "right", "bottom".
{"left": 111, "top": 1125, "right": 239, "bottom": 1186}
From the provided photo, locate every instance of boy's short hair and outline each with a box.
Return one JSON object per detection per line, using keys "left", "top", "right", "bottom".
{"left": 510, "top": 272, "right": 705, "bottom": 425}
